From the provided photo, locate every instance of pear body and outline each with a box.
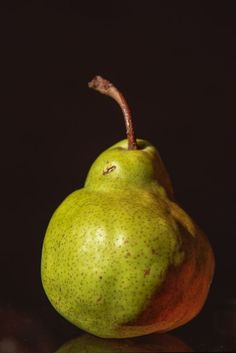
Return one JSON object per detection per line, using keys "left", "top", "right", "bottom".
{"left": 41, "top": 140, "right": 214, "bottom": 338}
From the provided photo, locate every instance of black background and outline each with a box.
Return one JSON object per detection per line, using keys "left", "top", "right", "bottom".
{"left": 0, "top": 1, "right": 235, "bottom": 351}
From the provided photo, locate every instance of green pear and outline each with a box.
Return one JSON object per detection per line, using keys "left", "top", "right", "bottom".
{"left": 55, "top": 333, "right": 192, "bottom": 353}
{"left": 41, "top": 76, "right": 215, "bottom": 338}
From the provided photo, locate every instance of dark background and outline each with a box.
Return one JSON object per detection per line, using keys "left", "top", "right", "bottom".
{"left": 0, "top": 1, "right": 235, "bottom": 351}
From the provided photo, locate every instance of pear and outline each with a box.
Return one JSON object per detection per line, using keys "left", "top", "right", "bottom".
{"left": 41, "top": 76, "right": 215, "bottom": 338}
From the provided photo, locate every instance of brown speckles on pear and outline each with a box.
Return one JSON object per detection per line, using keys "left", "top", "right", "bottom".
{"left": 144, "top": 269, "right": 151, "bottom": 277}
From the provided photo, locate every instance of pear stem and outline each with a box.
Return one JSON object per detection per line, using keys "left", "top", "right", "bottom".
{"left": 88, "top": 75, "right": 138, "bottom": 150}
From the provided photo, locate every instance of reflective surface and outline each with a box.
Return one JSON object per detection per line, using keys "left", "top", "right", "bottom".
{"left": 0, "top": 298, "right": 235, "bottom": 352}
{"left": 55, "top": 333, "right": 193, "bottom": 352}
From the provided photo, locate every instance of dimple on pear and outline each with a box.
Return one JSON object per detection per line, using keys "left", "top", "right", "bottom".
{"left": 41, "top": 76, "right": 215, "bottom": 338}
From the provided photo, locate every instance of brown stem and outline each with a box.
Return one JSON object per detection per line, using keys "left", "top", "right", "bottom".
{"left": 88, "top": 75, "right": 138, "bottom": 150}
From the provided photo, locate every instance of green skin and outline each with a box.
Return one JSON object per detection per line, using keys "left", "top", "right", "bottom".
{"left": 41, "top": 139, "right": 191, "bottom": 338}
